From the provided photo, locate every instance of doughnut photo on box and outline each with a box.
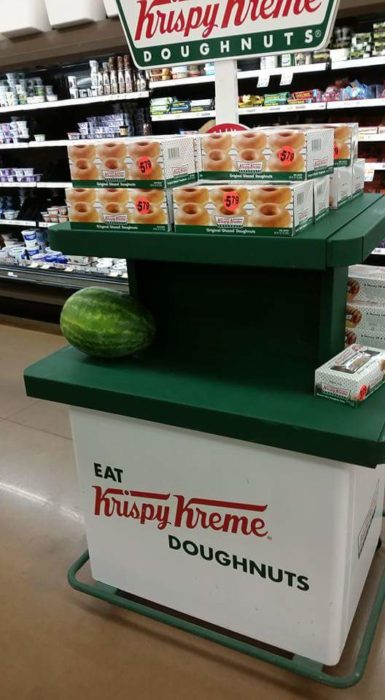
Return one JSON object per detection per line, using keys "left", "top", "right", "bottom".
{"left": 66, "top": 186, "right": 170, "bottom": 232}
{"left": 196, "top": 127, "right": 334, "bottom": 182}
{"left": 173, "top": 181, "right": 313, "bottom": 236}
{"left": 68, "top": 136, "right": 197, "bottom": 190}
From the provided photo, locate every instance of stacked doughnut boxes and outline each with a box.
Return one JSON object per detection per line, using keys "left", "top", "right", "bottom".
{"left": 346, "top": 266, "right": 385, "bottom": 350}
{"left": 65, "top": 126, "right": 365, "bottom": 237}
{"left": 173, "top": 124, "right": 364, "bottom": 237}
{"left": 65, "top": 136, "right": 197, "bottom": 232}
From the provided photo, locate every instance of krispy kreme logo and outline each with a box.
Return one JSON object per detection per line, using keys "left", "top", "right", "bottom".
{"left": 93, "top": 486, "right": 268, "bottom": 537}
{"left": 116, "top": 0, "right": 339, "bottom": 67}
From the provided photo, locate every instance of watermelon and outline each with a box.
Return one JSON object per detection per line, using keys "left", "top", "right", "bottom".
{"left": 60, "top": 287, "right": 155, "bottom": 359}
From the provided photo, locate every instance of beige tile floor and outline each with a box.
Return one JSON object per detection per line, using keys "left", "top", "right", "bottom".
{"left": 1, "top": 318, "right": 385, "bottom": 700}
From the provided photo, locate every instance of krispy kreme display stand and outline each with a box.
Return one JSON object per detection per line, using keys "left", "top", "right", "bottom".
{"left": 24, "top": 194, "right": 385, "bottom": 688}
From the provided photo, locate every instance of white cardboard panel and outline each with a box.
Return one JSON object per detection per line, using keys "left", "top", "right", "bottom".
{"left": 0, "top": 0, "right": 51, "bottom": 36}
{"left": 45, "top": 0, "right": 105, "bottom": 28}
{"left": 69, "top": 407, "right": 385, "bottom": 665}
{"left": 103, "top": 0, "right": 119, "bottom": 17}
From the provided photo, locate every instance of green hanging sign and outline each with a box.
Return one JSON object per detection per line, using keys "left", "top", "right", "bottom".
{"left": 116, "top": 0, "right": 340, "bottom": 69}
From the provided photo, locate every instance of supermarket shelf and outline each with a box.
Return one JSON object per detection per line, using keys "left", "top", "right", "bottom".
{"left": 0, "top": 182, "right": 36, "bottom": 188}
{"left": 149, "top": 64, "right": 328, "bottom": 88}
{"left": 0, "top": 142, "right": 29, "bottom": 150}
{"left": 150, "top": 75, "right": 215, "bottom": 88}
{"left": 328, "top": 98, "right": 385, "bottom": 110}
{"left": 29, "top": 140, "right": 69, "bottom": 148}
{"left": 332, "top": 56, "right": 385, "bottom": 70}
{"left": 49, "top": 195, "right": 384, "bottom": 271}
{"left": 36, "top": 182, "right": 71, "bottom": 188}
{"left": 0, "top": 219, "right": 36, "bottom": 226}
{"left": 38, "top": 222, "right": 55, "bottom": 228}
{"left": 365, "top": 163, "right": 385, "bottom": 171}
{"left": 359, "top": 134, "right": 385, "bottom": 142}
{"left": 151, "top": 110, "right": 215, "bottom": 122}
{"left": 0, "top": 91, "right": 149, "bottom": 115}
{"left": 0, "top": 181, "right": 71, "bottom": 189}
{"left": 238, "top": 63, "right": 328, "bottom": 80}
{"left": 24, "top": 339, "right": 385, "bottom": 468}
{"left": 0, "top": 263, "right": 126, "bottom": 290}
{"left": 240, "top": 103, "right": 327, "bottom": 115}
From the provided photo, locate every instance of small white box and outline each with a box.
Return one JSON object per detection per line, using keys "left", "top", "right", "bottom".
{"left": 103, "top": 0, "right": 118, "bottom": 17}
{"left": 352, "top": 158, "right": 365, "bottom": 198}
{"left": 315, "top": 344, "right": 385, "bottom": 406}
{"left": 45, "top": 0, "right": 105, "bottom": 28}
{"left": 348, "top": 265, "right": 385, "bottom": 304}
{"left": 313, "top": 176, "right": 330, "bottom": 222}
{"left": 329, "top": 166, "right": 352, "bottom": 209}
{"left": 0, "top": 0, "right": 50, "bottom": 36}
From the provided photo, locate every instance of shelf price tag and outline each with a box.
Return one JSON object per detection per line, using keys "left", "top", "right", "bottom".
{"left": 280, "top": 70, "right": 294, "bottom": 86}
{"left": 223, "top": 190, "right": 240, "bottom": 212}
{"left": 137, "top": 156, "right": 153, "bottom": 176}
{"left": 365, "top": 165, "right": 375, "bottom": 182}
{"left": 277, "top": 146, "right": 295, "bottom": 166}
{"left": 257, "top": 72, "right": 270, "bottom": 88}
{"left": 135, "top": 196, "right": 151, "bottom": 215}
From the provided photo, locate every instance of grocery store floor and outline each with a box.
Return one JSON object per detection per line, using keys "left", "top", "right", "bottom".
{"left": 1, "top": 317, "right": 385, "bottom": 700}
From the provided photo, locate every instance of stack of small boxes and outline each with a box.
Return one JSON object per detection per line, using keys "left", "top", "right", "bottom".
{"left": 65, "top": 136, "right": 196, "bottom": 232}
{"left": 65, "top": 123, "right": 365, "bottom": 237}
{"left": 173, "top": 126, "right": 334, "bottom": 236}
{"left": 346, "top": 265, "right": 385, "bottom": 350}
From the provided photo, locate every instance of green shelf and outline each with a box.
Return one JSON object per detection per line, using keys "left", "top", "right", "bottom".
{"left": 24, "top": 345, "right": 385, "bottom": 468}
{"left": 50, "top": 194, "right": 385, "bottom": 270}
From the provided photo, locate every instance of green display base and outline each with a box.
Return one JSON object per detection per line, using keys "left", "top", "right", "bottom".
{"left": 68, "top": 539, "right": 385, "bottom": 689}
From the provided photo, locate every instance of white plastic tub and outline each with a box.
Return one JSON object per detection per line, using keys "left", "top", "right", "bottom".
{"left": 103, "top": 0, "right": 119, "bottom": 17}
{"left": 45, "top": 0, "right": 106, "bottom": 28}
{"left": 0, "top": 0, "right": 50, "bottom": 36}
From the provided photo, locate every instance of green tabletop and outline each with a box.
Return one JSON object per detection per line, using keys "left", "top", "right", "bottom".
{"left": 24, "top": 345, "right": 385, "bottom": 468}
{"left": 50, "top": 194, "right": 385, "bottom": 271}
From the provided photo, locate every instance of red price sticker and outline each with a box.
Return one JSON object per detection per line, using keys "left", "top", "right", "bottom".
{"left": 137, "top": 156, "right": 153, "bottom": 175}
{"left": 334, "top": 143, "right": 340, "bottom": 159}
{"left": 135, "top": 197, "right": 151, "bottom": 215}
{"left": 277, "top": 146, "right": 295, "bottom": 166}
{"left": 223, "top": 190, "right": 240, "bottom": 212}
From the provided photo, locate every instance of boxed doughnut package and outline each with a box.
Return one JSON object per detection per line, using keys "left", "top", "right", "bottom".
{"left": 173, "top": 181, "right": 314, "bottom": 236}
{"left": 329, "top": 166, "right": 352, "bottom": 209}
{"left": 346, "top": 301, "right": 385, "bottom": 334}
{"left": 66, "top": 187, "right": 171, "bottom": 232}
{"left": 345, "top": 328, "right": 385, "bottom": 351}
{"left": 348, "top": 265, "right": 385, "bottom": 304}
{"left": 352, "top": 158, "right": 365, "bottom": 198}
{"left": 315, "top": 344, "right": 385, "bottom": 406}
{"left": 67, "top": 135, "right": 196, "bottom": 189}
{"left": 196, "top": 127, "right": 334, "bottom": 183}
{"left": 296, "top": 123, "right": 358, "bottom": 167}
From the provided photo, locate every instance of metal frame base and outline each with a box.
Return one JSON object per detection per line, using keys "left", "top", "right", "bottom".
{"left": 68, "top": 547, "right": 385, "bottom": 689}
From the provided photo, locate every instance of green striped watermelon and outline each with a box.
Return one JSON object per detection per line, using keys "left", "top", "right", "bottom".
{"left": 60, "top": 287, "right": 155, "bottom": 359}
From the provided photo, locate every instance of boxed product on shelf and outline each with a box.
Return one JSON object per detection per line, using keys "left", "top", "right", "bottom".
{"left": 352, "top": 158, "right": 365, "bottom": 198}
{"left": 348, "top": 265, "right": 385, "bottom": 304}
{"left": 296, "top": 123, "right": 358, "bottom": 167}
{"left": 173, "top": 181, "right": 313, "bottom": 236}
{"left": 346, "top": 300, "right": 385, "bottom": 334}
{"left": 196, "top": 128, "right": 334, "bottom": 183}
{"left": 329, "top": 166, "right": 352, "bottom": 209}
{"left": 66, "top": 187, "right": 171, "bottom": 232}
{"left": 345, "top": 327, "right": 385, "bottom": 350}
{"left": 315, "top": 344, "right": 385, "bottom": 406}
{"left": 313, "top": 176, "right": 330, "bottom": 222}
{"left": 67, "top": 136, "right": 196, "bottom": 189}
